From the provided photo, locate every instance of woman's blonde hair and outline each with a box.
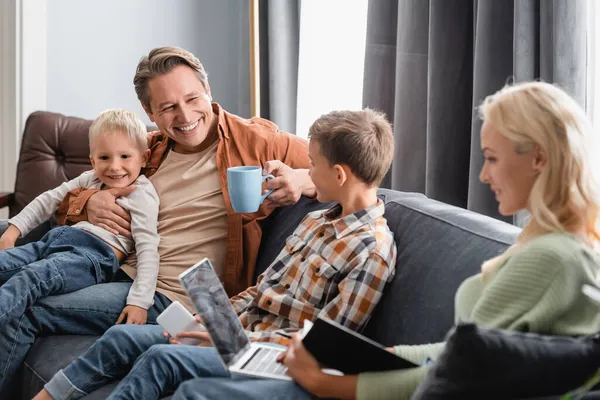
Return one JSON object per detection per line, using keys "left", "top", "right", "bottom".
{"left": 479, "top": 81, "right": 600, "bottom": 275}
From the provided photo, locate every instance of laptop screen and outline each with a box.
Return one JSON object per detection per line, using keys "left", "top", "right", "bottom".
{"left": 179, "top": 258, "right": 251, "bottom": 366}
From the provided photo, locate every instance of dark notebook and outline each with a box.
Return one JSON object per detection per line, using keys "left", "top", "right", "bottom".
{"left": 302, "top": 317, "right": 419, "bottom": 374}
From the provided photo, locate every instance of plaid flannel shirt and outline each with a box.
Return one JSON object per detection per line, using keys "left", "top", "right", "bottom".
{"left": 229, "top": 199, "right": 396, "bottom": 344}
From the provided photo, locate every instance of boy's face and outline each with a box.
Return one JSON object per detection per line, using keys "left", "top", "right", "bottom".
{"left": 90, "top": 132, "right": 149, "bottom": 188}
{"left": 308, "top": 140, "right": 339, "bottom": 202}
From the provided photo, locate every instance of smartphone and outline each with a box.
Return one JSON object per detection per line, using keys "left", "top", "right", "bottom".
{"left": 156, "top": 301, "right": 206, "bottom": 345}
{"left": 582, "top": 284, "right": 600, "bottom": 306}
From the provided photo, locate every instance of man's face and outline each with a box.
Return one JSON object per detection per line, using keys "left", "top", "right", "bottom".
{"left": 145, "top": 65, "right": 214, "bottom": 154}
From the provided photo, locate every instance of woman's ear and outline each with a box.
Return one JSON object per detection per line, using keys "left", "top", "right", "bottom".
{"left": 532, "top": 145, "right": 547, "bottom": 173}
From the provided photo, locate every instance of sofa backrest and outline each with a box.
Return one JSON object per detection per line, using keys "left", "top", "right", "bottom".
{"left": 256, "top": 189, "right": 521, "bottom": 346}
{"left": 11, "top": 111, "right": 93, "bottom": 218}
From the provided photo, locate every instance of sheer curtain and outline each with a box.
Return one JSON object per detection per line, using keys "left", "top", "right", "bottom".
{"left": 295, "top": 0, "right": 369, "bottom": 138}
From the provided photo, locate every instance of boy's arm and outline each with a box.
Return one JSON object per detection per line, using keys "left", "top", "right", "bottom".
{"left": 229, "top": 280, "right": 260, "bottom": 315}
{"left": 10, "top": 171, "right": 96, "bottom": 238}
{"left": 120, "top": 179, "right": 161, "bottom": 310}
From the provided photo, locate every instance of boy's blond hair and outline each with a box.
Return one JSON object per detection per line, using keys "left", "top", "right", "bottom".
{"left": 134, "top": 46, "right": 209, "bottom": 112}
{"left": 308, "top": 109, "right": 394, "bottom": 186}
{"left": 89, "top": 109, "right": 148, "bottom": 152}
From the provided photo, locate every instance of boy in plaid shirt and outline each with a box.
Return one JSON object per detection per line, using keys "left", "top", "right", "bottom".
{"left": 38, "top": 109, "right": 397, "bottom": 400}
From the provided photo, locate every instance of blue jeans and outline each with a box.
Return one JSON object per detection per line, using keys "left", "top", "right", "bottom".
{"left": 0, "top": 225, "right": 120, "bottom": 325}
{"left": 0, "top": 221, "right": 172, "bottom": 397}
{"left": 172, "top": 377, "right": 315, "bottom": 400}
{"left": 45, "top": 324, "right": 229, "bottom": 400}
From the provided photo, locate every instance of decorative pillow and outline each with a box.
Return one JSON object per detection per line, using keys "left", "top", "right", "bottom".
{"left": 411, "top": 323, "right": 600, "bottom": 400}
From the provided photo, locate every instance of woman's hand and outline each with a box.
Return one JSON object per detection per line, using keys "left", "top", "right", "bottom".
{"left": 279, "top": 333, "right": 358, "bottom": 399}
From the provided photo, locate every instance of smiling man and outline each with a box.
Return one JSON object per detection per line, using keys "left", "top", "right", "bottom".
{"left": 0, "top": 46, "right": 315, "bottom": 396}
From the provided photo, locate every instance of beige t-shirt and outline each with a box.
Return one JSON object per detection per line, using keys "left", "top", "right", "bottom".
{"left": 121, "top": 141, "right": 228, "bottom": 312}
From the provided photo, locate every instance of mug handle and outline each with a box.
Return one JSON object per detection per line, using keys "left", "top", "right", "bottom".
{"left": 260, "top": 174, "right": 275, "bottom": 203}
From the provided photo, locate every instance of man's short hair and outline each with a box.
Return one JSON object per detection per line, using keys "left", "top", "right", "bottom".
{"left": 134, "top": 46, "right": 209, "bottom": 112}
{"left": 308, "top": 109, "right": 394, "bottom": 186}
{"left": 89, "top": 108, "right": 148, "bottom": 151}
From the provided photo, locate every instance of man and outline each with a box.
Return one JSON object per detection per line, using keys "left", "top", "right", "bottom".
{"left": 0, "top": 46, "right": 314, "bottom": 395}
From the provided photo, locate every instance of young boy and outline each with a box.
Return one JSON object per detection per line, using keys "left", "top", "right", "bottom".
{"left": 223, "top": 107, "right": 398, "bottom": 343}
{"left": 35, "top": 108, "right": 397, "bottom": 400}
{"left": 0, "top": 108, "right": 160, "bottom": 328}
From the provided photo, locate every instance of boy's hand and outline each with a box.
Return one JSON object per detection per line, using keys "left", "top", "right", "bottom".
{"left": 0, "top": 225, "right": 21, "bottom": 250}
{"left": 166, "top": 330, "right": 211, "bottom": 346}
{"left": 0, "top": 236, "right": 15, "bottom": 251}
{"left": 163, "top": 314, "right": 211, "bottom": 346}
{"left": 116, "top": 305, "right": 148, "bottom": 325}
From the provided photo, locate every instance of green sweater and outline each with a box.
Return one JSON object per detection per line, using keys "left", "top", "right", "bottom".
{"left": 356, "top": 233, "right": 600, "bottom": 400}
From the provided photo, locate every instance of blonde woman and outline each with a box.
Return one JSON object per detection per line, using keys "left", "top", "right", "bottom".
{"left": 170, "top": 81, "right": 600, "bottom": 400}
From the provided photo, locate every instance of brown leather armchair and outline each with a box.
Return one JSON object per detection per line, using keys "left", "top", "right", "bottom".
{"left": 1, "top": 111, "right": 93, "bottom": 219}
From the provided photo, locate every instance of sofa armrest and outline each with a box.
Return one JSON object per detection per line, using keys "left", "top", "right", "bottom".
{"left": 0, "top": 192, "right": 14, "bottom": 209}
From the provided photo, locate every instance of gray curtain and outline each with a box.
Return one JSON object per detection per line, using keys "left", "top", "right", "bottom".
{"left": 363, "top": 0, "right": 587, "bottom": 221}
{"left": 259, "top": 0, "right": 300, "bottom": 134}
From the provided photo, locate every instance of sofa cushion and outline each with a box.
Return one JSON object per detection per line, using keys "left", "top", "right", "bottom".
{"left": 362, "top": 189, "right": 519, "bottom": 346}
{"left": 21, "top": 336, "right": 171, "bottom": 400}
{"left": 412, "top": 323, "right": 600, "bottom": 400}
{"left": 21, "top": 335, "right": 98, "bottom": 399}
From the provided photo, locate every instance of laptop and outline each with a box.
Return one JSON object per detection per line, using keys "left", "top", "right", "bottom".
{"left": 179, "top": 258, "right": 291, "bottom": 380}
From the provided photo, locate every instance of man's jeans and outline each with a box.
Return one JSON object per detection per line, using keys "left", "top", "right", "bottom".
{"left": 0, "top": 220, "right": 172, "bottom": 397}
{"left": 45, "top": 324, "right": 230, "bottom": 400}
{"left": 172, "top": 377, "right": 314, "bottom": 400}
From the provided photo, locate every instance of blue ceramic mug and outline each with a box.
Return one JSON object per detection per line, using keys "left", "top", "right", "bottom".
{"left": 227, "top": 166, "right": 275, "bottom": 213}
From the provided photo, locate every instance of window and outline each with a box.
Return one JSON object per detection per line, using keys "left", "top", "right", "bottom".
{"left": 588, "top": 0, "right": 600, "bottom": 174}
{"left": 295, "top": 0, "right": 369, "bottom": 139}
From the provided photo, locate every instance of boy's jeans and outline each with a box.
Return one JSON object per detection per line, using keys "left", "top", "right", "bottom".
{"left": 45, "top": 324, "right": 229, "bottom": 400}
{"left": 0, "top": 220, "right": 172, "bottom": 397}
{"left": 0, "top": 225, "right": 120, "bottom": 326}
{"left": 172, "top": 377, "right": 314, "bottom": 400}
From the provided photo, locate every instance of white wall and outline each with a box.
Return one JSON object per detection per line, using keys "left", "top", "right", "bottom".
{"left": 46, "top": 0, "right": 251, "bottom": 124}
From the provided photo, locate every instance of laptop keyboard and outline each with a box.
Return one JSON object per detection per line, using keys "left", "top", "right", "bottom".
{"left": 240, "top": 347, "right": 288, "bottom": 375}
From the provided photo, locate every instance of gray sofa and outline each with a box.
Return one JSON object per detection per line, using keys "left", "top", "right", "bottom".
{"left": 15, "top": 189, "right": 520, "bottom": 399}
{"left": 9, "top": 112, "right": 587, "bottom": 399}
